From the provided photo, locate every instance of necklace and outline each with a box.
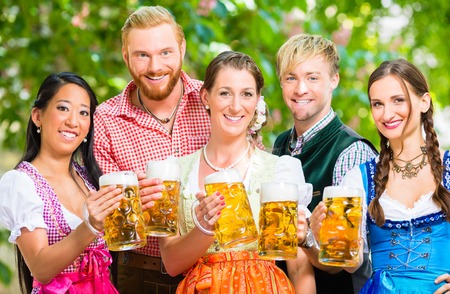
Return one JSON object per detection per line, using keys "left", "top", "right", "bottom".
{"left": 391, "top": 146, "right": 427, "bottom": 179}
{"left": 203, "top": 142, "right": 251, "bottom": 172}
{"left": 137, "top": 88, "right": 182, "bottom": 124}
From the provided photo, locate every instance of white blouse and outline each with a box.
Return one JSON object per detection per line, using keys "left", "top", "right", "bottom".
{"left": 0, "top": 170, "right": 82, "bottom": 244}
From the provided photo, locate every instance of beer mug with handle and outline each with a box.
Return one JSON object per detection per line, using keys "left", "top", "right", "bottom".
{"left": 318, "top": 186, "right": 363, "bottom": 267}
{"left": 100, "top": 171, "right": 147, "bottom": 251}
{"left": 192, "top": 168, "right": 258, "bottom": 249}
{"left": 145, "top": 159, "right": 181, "bottom": 237}
{"left": 258, "top": 182, "right": 312, "bottom": 260}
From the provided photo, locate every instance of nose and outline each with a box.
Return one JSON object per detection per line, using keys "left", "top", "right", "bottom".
{"left": 294, "top": 80, "right": 308, "bottom": 95}
{"left": 148, "top": 56, "right": 162, "bottom": 73}
{"left": 65, "top": 110, "right": 78, "bottom": 127}
{"left": 382, "top": 104, "right": 395, "bottom": 121}
{"left": 229, "top": 95, "right": 242, "bottom": 113}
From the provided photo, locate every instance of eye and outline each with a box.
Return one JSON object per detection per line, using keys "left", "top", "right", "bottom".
{"left": 80, "top": 110, "right": 90, "bottom": 116}
{"left": 243, "top": 92, "right": 254, "bottom": 97}
{"left": 138, "top": 53, "right": 148, "bottom": 58}
{"left": 57, "top": 106, "right": 69, "bottom": 112}
{"left": 371, "top": 101, "right": 382, "bottom": 108}
{"left": 162, "top": 50, "right": 171, "bottom": 56}
{"left": 219, "top": 91, "right": 230, "bottom": 96}
{"left": 394, "top": 98, "right": 405, "bottom": 104}
{"left": 308, "top": 76, "right": 319, "bottom": 81}
{"left": 285, "top": 76, "right": 295, "bottom": 82}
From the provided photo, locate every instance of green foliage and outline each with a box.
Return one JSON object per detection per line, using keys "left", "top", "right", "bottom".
{"left": 0, "top": 229, "right": 12, "bottom": 286}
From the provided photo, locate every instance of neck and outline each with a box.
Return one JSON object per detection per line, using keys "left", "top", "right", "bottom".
{"left": 136, "top": 80, "right": 183, "bottom": 112}
{"left": 203, "top": 139, "right": 251, "bottom": 170}
{"left": 389, "top": 137, "right": 426, "bottom": 159}
{"left": 32, "top": 154, "right": 72, "bottom": 178}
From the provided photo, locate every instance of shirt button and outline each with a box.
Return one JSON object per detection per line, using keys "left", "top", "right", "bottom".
{"left": 174, "top": 149, "right": 179, "bottom": 153}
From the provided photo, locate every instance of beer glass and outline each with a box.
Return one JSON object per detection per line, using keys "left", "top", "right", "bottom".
{"left": 202, "top": 169, "right": 258, "bottom": 249}
{"left": 318, "top": 186, "right": 363, "bottom": 267}
{"left": 100, "top": 171, "right": 147, "bottom": 251}
{"left": 258, "top": 182, "right": 300, "bottom": 260}
{"left": 145, "top": 160, "right": 181, "bottom": 237}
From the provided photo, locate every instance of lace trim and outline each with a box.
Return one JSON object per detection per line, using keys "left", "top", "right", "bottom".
{"left": 381, "top": 190, "right": 434, "bottom": 210}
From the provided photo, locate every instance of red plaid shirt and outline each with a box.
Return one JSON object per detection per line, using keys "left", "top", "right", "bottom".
{"left": 94, "top": 71, "right": 211, "bottom": 256}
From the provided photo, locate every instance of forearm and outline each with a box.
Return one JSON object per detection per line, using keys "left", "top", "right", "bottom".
{"left": 159, "top": 228, "right": 215, "bottom": 276}
{"left": 287, "top": 250, "right": 316, "bottom": 294}
{"left": 18, "top": 224, "right": 97, "bottom": 284}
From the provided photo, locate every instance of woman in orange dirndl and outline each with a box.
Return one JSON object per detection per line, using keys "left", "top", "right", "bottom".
{"left": 141, "top": 51, "right": 315, "bottom": 293}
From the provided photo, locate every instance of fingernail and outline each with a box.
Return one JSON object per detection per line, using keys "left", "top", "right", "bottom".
{"left": 220, "top": 196, "right": 224, "bottom": 200}
{"left": 217, "top": 211, "right": 221, "bottom": 215}
{"left": 221, "top": 202, "right": 226, "bottom": 206}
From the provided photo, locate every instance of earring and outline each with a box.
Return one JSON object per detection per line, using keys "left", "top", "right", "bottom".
{"left": 205, "top": 105, "right": 210, "bottom": 110}
{"left": 83, "top": 138, "right": 87, "bottom": 143}
{"left": 37, "top": 127, "right": 41, "bottom": 134}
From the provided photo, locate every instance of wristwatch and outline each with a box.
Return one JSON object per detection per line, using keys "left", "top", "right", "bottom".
{"left": 299, "top": 227, "right": 315, "bottom": 249}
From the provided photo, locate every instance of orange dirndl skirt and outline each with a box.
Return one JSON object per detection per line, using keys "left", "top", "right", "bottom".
{"left": 176, "top": 251, "right": 294, "bottom": 294}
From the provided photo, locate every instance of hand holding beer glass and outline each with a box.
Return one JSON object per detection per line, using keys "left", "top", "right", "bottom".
{"left": 145, "top": 160, "right": 181, "bottom": 237}
{"left": 100, "top": 171, "right": 147, "bottom": 251}
{"left": 318, "top": 186, "right": 363, "bottom": 267}
{"left": 192, "top": 169, "right": 258, "bottom": 249}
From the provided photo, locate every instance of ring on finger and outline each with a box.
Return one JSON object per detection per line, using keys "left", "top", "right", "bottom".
{"left": 204, "top": 214, "right": 210, "bottom": 222}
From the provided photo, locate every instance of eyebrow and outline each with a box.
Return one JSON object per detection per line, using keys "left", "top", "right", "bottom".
{"left": 57, "top": 99, "right": 90, "bottom": 109}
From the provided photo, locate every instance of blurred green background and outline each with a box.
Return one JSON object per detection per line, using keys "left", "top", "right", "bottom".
{"left": 1, "top": 0, "right": 450, "bottom": 291}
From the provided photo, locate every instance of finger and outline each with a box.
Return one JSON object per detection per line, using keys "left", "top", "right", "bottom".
{"left": 195, "top": 191, "right": 207, "bottom": 201}
{"left": 135, "top": 169, "right": 146, "bottom": 180}
{"left": 435, "top": 273, "right": 450, "bottom": 284}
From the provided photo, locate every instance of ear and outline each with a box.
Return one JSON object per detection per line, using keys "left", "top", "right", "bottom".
{"left": 31, "top": 107, "right": 42, "bottom": 128}
{"left": 200, "top": 88, "right": 209, "bottom": 109}
{"left": 180, "top": 39, "right": 186, "bottom": 62}
{"left": 420, "top": 92, "right": 431, "bottom": 113}
{"left": 122, "top": 45, "right": 129, "bottom": 67}
{"left": 330, "top": 73, "right": 340, "bottom": 91}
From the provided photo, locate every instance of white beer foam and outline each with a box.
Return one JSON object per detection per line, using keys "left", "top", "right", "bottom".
{"left": 323, "top": 186, "right": 363, "bottom": 199}
{"left": 260, "top": 182, "right": 299, "bottom": 203}
{"left": 99, "top": 171, "right": 138, "bottom": 186}
{"left": 147, "top": 160, "right": 181, "bottom": 181}
{"left": 204, "top": 168, "right": 242, "bottom": 185}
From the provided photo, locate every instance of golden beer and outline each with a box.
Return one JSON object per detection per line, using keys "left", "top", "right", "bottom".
{"left": 318, "top": 186, "right": 363, "bottom": 267}
{"left": 145, "top": 161, "right": 181, "bottom": 237}
{"left": 258, "top": 182, "right": 299, "bottom": 260}
{"left": 204, "top": 169, "right": 257, "bottom": 249}
{"left": 100, "top": 171, "right": 147, "bottom": 251}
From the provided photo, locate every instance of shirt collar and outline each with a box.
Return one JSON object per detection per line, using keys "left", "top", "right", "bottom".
{"left": 289, "top": 108, "right": 335, "bottom": 152}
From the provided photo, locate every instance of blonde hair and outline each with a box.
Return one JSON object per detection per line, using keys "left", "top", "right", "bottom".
{"left": 276, "top": 34, "right": 339, "bottom": 80}
{"left": 121, "top": 6, "right": 185, "bottom": 47}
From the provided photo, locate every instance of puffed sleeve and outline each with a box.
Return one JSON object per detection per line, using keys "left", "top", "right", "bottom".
{"left": 0, "top": 170, "right": 47, "bottom": 244}
{"left": 273, "top": 155, "right": 312, "bottom": 217}
{"left": 340, "top": 165, "right": 366, "bottom": 199}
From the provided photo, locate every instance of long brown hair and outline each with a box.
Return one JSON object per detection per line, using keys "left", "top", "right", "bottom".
{"left": 367, "top": 59, "right": 450, "bottom": 226}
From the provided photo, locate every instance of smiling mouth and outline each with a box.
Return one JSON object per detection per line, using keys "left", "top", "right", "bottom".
{"left": 224, "top": 115, "right": 243, "bottom": 121}
{"left": 384, "top": 120, "right": 402, "bottom": 128}
{"left": 60, "top": 131, "right": 77, "bottom": 139}
{"left": 293, "top": 99, "right": 311, "bottom": 105}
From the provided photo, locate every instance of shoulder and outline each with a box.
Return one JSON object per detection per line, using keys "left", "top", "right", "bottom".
{"left": 181, "top": 71, "right": 203, "bottom": 94}
{"left": 274, "top": 129, "right": 291, "bottom": 144}
{"left": 1, "top": 169, "right": 34, "bottom": 187}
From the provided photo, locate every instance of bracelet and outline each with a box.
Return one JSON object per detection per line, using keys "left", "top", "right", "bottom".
{"left": 191, "top": 199, "right": 215, "bottom": 236}
{"left": 82, "top": 202, "right": 103, "bottom": 236}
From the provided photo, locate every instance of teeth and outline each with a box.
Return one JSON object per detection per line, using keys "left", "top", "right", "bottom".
{"left": 149, "top": 76, "right": 164, "bottom": 80}
{"left": 60, "top": 131, "right": 76, "bottom": 138}
{"left": 225, "top": 115, "right": 242, "bottom": 121}
{"left": 294, "top": 100, "right": 310, "bottom": 105}
{"left": 385, "top": 121, "right": 401, "bottom": 127}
